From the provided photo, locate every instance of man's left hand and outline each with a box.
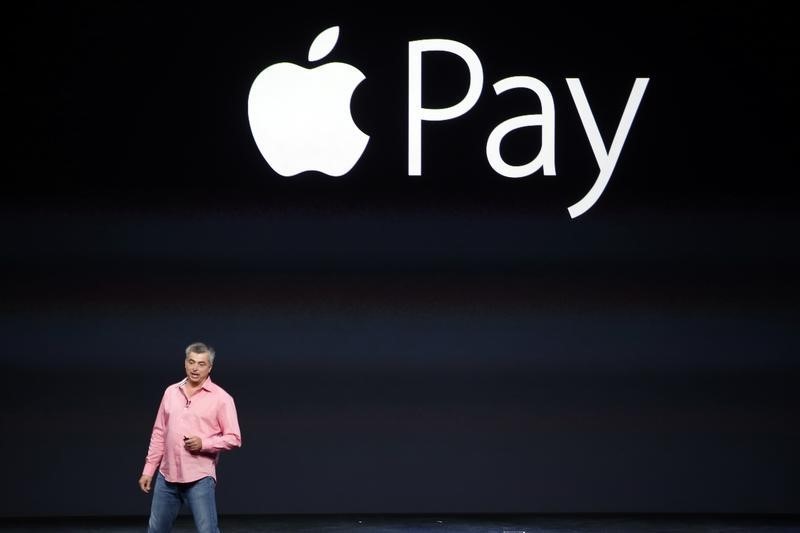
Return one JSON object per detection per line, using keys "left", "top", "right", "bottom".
{"left": 183, "top": 435, "right": 203, "bottom": 452}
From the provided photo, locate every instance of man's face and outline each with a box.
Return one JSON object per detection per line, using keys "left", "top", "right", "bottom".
{"left": 185, "top": 351, "right": 212, "bottom": 385}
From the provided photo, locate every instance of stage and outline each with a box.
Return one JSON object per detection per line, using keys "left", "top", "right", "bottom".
{"left": 2, "top": 514, "right": 799, "bottom": 532}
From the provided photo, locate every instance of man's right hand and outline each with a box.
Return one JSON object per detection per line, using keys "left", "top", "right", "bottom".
{"left": 139, "top": 474, "right": 153, "bottom": 494}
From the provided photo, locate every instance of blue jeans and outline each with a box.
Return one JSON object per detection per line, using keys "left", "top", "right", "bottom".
{"left": 148, "top": 471, "right": 220, "bottom": 533}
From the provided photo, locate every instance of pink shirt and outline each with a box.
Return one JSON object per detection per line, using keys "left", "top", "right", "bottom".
{"left": 143, "top": 377, "right": 241, "bottom": 483}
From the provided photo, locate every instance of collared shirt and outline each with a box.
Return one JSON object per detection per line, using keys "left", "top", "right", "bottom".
{"left": 142, "top": 376, "right": 241, "bottom": 483}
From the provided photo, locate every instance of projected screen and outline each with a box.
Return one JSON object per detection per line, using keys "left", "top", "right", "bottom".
{"left": 2, "top": 4, "right": 798, "bottom": 516}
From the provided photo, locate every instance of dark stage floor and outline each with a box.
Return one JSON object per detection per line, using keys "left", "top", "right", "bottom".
{"left": 2, "top": 514, "right": 800, "bottom": 532}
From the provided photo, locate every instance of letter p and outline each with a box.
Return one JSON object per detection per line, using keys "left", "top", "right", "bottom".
{"left": 408, "top": 39, "right": 483, "bottom": 175}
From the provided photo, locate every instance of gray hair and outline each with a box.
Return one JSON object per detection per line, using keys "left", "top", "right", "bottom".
{"left": 185, "top": 342, "right": 215, "bottom": 364}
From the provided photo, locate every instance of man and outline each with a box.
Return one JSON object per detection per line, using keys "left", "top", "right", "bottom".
{"left": 139, "top": 342, "right": 242, "bottom": 533}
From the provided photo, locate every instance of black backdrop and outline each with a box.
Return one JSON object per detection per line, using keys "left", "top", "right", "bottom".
{"left": 2, "top": 3, "right": 798, "bottom": 517}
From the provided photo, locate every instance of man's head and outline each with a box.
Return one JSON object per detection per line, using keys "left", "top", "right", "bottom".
{"left": 185, "top": 342, "right": 214, "bottom": 386}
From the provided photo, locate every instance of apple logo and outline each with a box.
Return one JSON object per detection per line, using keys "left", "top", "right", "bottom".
{"left": 248, "top": 26, "right": 369, "bottom": 177}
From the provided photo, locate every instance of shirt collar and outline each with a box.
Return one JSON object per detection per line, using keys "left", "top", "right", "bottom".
{"left": 178, "top": 376, "right": 217, "bottom": 392}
